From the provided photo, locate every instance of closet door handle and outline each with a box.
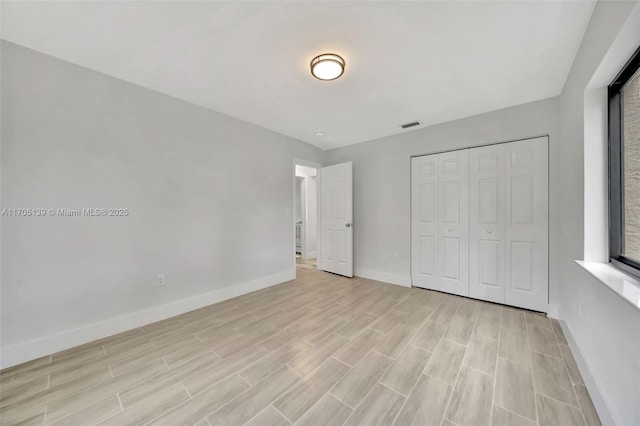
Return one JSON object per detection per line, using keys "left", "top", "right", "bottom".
{"left": 487, "top": 228, "right": 493, "bottom": 234}
{"left": 448, "top": 227, "right": 453, "bottom": 232}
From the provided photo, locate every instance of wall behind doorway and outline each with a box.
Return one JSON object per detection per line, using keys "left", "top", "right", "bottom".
{"left": 295, "top": 177, "right": 303, "bottom": 224}
{"left": 295, "top": 165, "right": 318, "bottom": 260}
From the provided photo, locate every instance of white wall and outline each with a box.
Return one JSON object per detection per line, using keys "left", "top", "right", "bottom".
{"left": 326, "top": 97, "right": 561, "bottom": 299}
{"left": 556, "top": 2, "right": 640, "bottom": 425}
{"left": 0, "top": 41, "right": 324, "bottom": 367}
{"left": 295, "top": 165, "right": 317, "bottom": 259}
{"left": 304, "top": 176, "right": 317, "bottom": 259}
{"left": 295, "top": 177, "right": 303, "bottom": 223}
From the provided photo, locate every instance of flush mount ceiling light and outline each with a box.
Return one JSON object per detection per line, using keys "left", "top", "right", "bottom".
{"left": 310, "top": 53, "right": 345, "bottom": 81}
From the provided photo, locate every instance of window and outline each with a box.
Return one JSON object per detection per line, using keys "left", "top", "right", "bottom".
{"left": 609, "top": 45, "right": 640, "bottom": 278}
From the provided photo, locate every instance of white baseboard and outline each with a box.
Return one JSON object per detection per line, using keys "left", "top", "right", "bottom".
{"left": 559, "top": 319, "right": 616, "bottom": 426}
{"left": 0, "top": 269, "right": 295, "bottom": 369}
{"left": 355, "top": 268, "right": 412, "bottom": 287}
{"left": 547, "top": 303, "right": 559, "bottom": 318}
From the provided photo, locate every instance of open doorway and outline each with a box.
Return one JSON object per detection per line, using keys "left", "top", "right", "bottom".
{"left": 293, "top": 158, "right": 322, "bottom": 275}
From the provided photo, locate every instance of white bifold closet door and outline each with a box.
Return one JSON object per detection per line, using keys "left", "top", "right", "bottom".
{"left": 469, "top": 144, "right": 506, "bottom": 304}
{"left": 503, "top": 138, "right": 548, "bottom": 311}
{"left": 411, "top": 154, "right": 439, "bottom": 290}
{"left": 437, "top": 151, "right": 469, "bottom": 296}
{"left": 411, "top": 150, "right": 469, "bottom": 296}
{"left": 412, "top": 136, "right": 548, "bottom": 312}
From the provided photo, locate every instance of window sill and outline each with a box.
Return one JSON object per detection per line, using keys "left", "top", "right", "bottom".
{"left": 576, "top": 260, "right": 640, "bottom": 310}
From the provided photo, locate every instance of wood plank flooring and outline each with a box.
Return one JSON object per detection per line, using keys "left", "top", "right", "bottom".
{"left": 0, "top": 263, "right": 600, "bottom": 426}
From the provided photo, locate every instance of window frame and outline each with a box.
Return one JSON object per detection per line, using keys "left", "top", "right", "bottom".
{"left": 608, "top": 45, "right": 640, "bottom": 280}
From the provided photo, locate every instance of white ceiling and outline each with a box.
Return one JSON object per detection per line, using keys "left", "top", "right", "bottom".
{"left": 1, "top": 1, "right": 595, "bottom": 150}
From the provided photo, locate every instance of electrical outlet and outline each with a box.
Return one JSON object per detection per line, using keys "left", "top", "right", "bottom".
{"left": 393, "top": 253, "right": 400, "bottom": 262}
{"left": 156, "top": 274, "right": 165, "bottom": 287}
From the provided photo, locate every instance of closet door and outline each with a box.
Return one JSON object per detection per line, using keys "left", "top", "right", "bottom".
{"left": 437, "top": 150, "right": 469, "bottom": 296}
{"left": 411, "top": 154, "right": 439, "bottom": 290}
{"left": 469, "top": 144, "right": 506, "bottom": 304}
{"left": 505, "top": 137, "right": 548, "bottom": 312}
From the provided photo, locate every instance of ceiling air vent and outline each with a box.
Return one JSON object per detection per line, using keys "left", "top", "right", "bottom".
{"left": 400, "top": 121, "right": 421, "bottom": 129}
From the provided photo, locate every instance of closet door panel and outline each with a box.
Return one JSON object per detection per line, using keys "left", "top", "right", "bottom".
{"left": 411, "top": 137, "right": 547, "bottom": 313}
{"left": 411, "top": 155, "right": 439, "bottom": 290}
{"left": 505, "top": 137, "right": 548, "bottom": 312}
{"left": 469, "top": 145, "right": 506, "bottom": 304}
{"left": 437, "top": 150, "right": 469, "bottom": 296}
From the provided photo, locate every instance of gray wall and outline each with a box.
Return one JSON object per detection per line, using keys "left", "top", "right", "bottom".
{"left": 326, "top": 97, "right": 561, "bottom": 305}
{"left": 295, "top": 177, "right": 303, "bottom": 223}
{"left": 0, "top": 41, "right": 323, "bottom": 352}
{"left": 556, "top": 2, "right": 640, "bottom": 425}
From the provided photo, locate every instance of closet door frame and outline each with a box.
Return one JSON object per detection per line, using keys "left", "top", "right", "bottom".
{"left": 410, "top": 135, "right": 549, "bottom": 313}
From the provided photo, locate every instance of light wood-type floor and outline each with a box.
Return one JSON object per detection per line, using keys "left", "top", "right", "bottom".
{"left": 1, "top": 264, "right": 600, "bottom": 426}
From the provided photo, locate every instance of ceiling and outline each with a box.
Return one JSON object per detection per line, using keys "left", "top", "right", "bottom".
{"left": 1, "top": 1, "right": 595, "bottom": 150}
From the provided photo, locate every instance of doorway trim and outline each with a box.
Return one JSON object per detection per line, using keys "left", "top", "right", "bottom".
{"left": 293, "top": 158, "right": 324, "bottom": 275}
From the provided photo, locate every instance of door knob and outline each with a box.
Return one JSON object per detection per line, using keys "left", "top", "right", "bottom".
{"left": 448, "top": 227, "right": 453, "bottom": 232}
{"left": 487, "top": 228, "right": 493, "bottom": 234}
{"left": 345, "top": 223, "right": 352, "bottom": 228}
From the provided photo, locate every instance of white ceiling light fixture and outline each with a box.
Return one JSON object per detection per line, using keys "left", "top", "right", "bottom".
{"left": 310, "top": 53, "right": 345, "bottom": 81}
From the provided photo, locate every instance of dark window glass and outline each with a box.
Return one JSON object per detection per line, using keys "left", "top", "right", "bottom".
{"left": 609, "top": 45, "right": 640, "bottom": 277}
{"left": 622, "top": 70, "right": 640, "bottom": 262}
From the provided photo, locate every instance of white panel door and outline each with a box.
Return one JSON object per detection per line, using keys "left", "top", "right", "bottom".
{"left": 469, "top": 144, "right": 506, "bottom": 304}
{"left": 437, "top": 150, "right": 469, "bottom": 296}
{"left": 411, "top": 155, "right": 439, "bottom": 290}
{"left": 320, "top": 162, "right": 353, "bottom": 277}
{"left": 505, "top": 137, "right": 548, "bottom": 312}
